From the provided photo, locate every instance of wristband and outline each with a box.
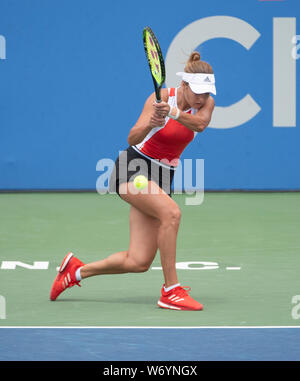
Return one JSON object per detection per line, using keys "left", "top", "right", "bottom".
{"left": 168, "top": 107, "right": 180, "bottom": 120}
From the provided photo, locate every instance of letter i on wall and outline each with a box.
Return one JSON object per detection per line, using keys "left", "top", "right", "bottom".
{"left": 0, "top": 35, "right": 6, "bottom": 59}
{"left": 273, "top": 18, "right": 296, "bottom": 127}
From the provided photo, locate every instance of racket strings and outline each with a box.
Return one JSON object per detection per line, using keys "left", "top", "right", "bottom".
{"left": 145, "top": 31, "right": 163, "bottom": 84}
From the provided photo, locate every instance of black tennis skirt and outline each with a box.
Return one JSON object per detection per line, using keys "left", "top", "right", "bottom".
{"left": 109, "top": 146, "right": 175, "bottom": 197}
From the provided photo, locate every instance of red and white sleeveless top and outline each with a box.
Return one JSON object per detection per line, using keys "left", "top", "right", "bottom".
{"left": 132, "top": 88, "right": 198, "bottom": 168}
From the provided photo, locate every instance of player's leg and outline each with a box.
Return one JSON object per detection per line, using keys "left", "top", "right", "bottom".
{"left": 118, "top": 180, "right": 203, "bottom": 311}
{"left": 118, "top": 180, "right": 181, "bottom": 288}
{"left": 80, "top": 205, "right": 160, "bottom": 277}
{"left": 50, "top": 205, "right": 160, "bottom": 300}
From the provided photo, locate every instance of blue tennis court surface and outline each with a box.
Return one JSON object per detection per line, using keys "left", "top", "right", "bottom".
{"left": 1, "top": 327, "right": 300, "bottom": 361}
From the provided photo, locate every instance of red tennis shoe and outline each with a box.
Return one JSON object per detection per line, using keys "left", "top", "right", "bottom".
{"left": 158, "top": 285, "right": 203, "bottom": 311}
{"left": 50, "top": 252, "right": 85, "bottom": 301}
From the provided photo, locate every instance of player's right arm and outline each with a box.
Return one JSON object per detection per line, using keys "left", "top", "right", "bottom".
{"left": 127, "top": 90, "right": 168, "bottom": 146}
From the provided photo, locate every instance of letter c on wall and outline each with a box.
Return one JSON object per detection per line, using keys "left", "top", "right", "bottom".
{"left": 165, "top": 16, "right": 261, "bottom": 129}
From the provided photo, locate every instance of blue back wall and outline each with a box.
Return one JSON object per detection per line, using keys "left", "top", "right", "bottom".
{"left": 0, "top": 0, "right": 299, "bottom": 190}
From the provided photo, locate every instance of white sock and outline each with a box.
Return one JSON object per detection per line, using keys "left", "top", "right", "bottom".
{"left": 164, "top": 283, "right": 180, "bottom": 292}
{"left": 75, "top": 267, "right": 82, "bottom": 281}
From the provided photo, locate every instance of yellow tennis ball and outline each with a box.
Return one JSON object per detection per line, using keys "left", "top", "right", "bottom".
{"left": 133, "top": 175, "right": 148, "bottom": 190}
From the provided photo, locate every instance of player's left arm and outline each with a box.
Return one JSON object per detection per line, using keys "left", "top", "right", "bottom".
{"left": 176, "top": 96, "right": 215, "bottom": 132}
{"left": 153, "top": 96, "right": 215, "bottom": 133}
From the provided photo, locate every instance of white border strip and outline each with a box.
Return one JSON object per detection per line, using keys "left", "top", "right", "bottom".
{"left": 0, "top": 326, "right": 300, "bottom": 329}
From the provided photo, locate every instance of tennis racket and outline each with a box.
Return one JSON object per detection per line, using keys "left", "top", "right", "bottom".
{"left": 143, "top": 26, "right": 166, "bottom": 103}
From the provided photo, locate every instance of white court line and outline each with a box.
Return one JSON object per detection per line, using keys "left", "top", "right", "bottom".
{"left": 0, "top": 326, "right": 300, "bottom": 329}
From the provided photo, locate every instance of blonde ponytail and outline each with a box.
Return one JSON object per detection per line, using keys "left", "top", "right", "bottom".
{"left": 184, "top": 51, "right": 213, "bottom": 74}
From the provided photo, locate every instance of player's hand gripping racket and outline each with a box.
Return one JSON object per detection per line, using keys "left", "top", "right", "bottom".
{"left": 143, "top": 26, "right": 166, "bottom": 103}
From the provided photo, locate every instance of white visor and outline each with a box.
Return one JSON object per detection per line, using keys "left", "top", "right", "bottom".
{"left": 176, "top": 72, "right": 216, "bottom": 95}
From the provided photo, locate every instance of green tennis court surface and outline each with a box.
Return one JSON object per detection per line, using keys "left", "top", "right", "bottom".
{"left": 0, "top": 192, "right": 300, "bottom": 327}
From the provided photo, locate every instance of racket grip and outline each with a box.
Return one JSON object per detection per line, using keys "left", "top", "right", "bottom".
{"left": 155, "top": 88, "right": 162, "bottom": 103}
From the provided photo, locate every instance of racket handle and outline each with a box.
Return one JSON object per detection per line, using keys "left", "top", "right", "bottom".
{"left": 155, "top": 88, "right": 162, "bottom": 103}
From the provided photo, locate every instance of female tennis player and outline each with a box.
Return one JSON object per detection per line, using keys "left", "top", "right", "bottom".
{"left": 50, "top": 52, "right": 216, "bottom": 311}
